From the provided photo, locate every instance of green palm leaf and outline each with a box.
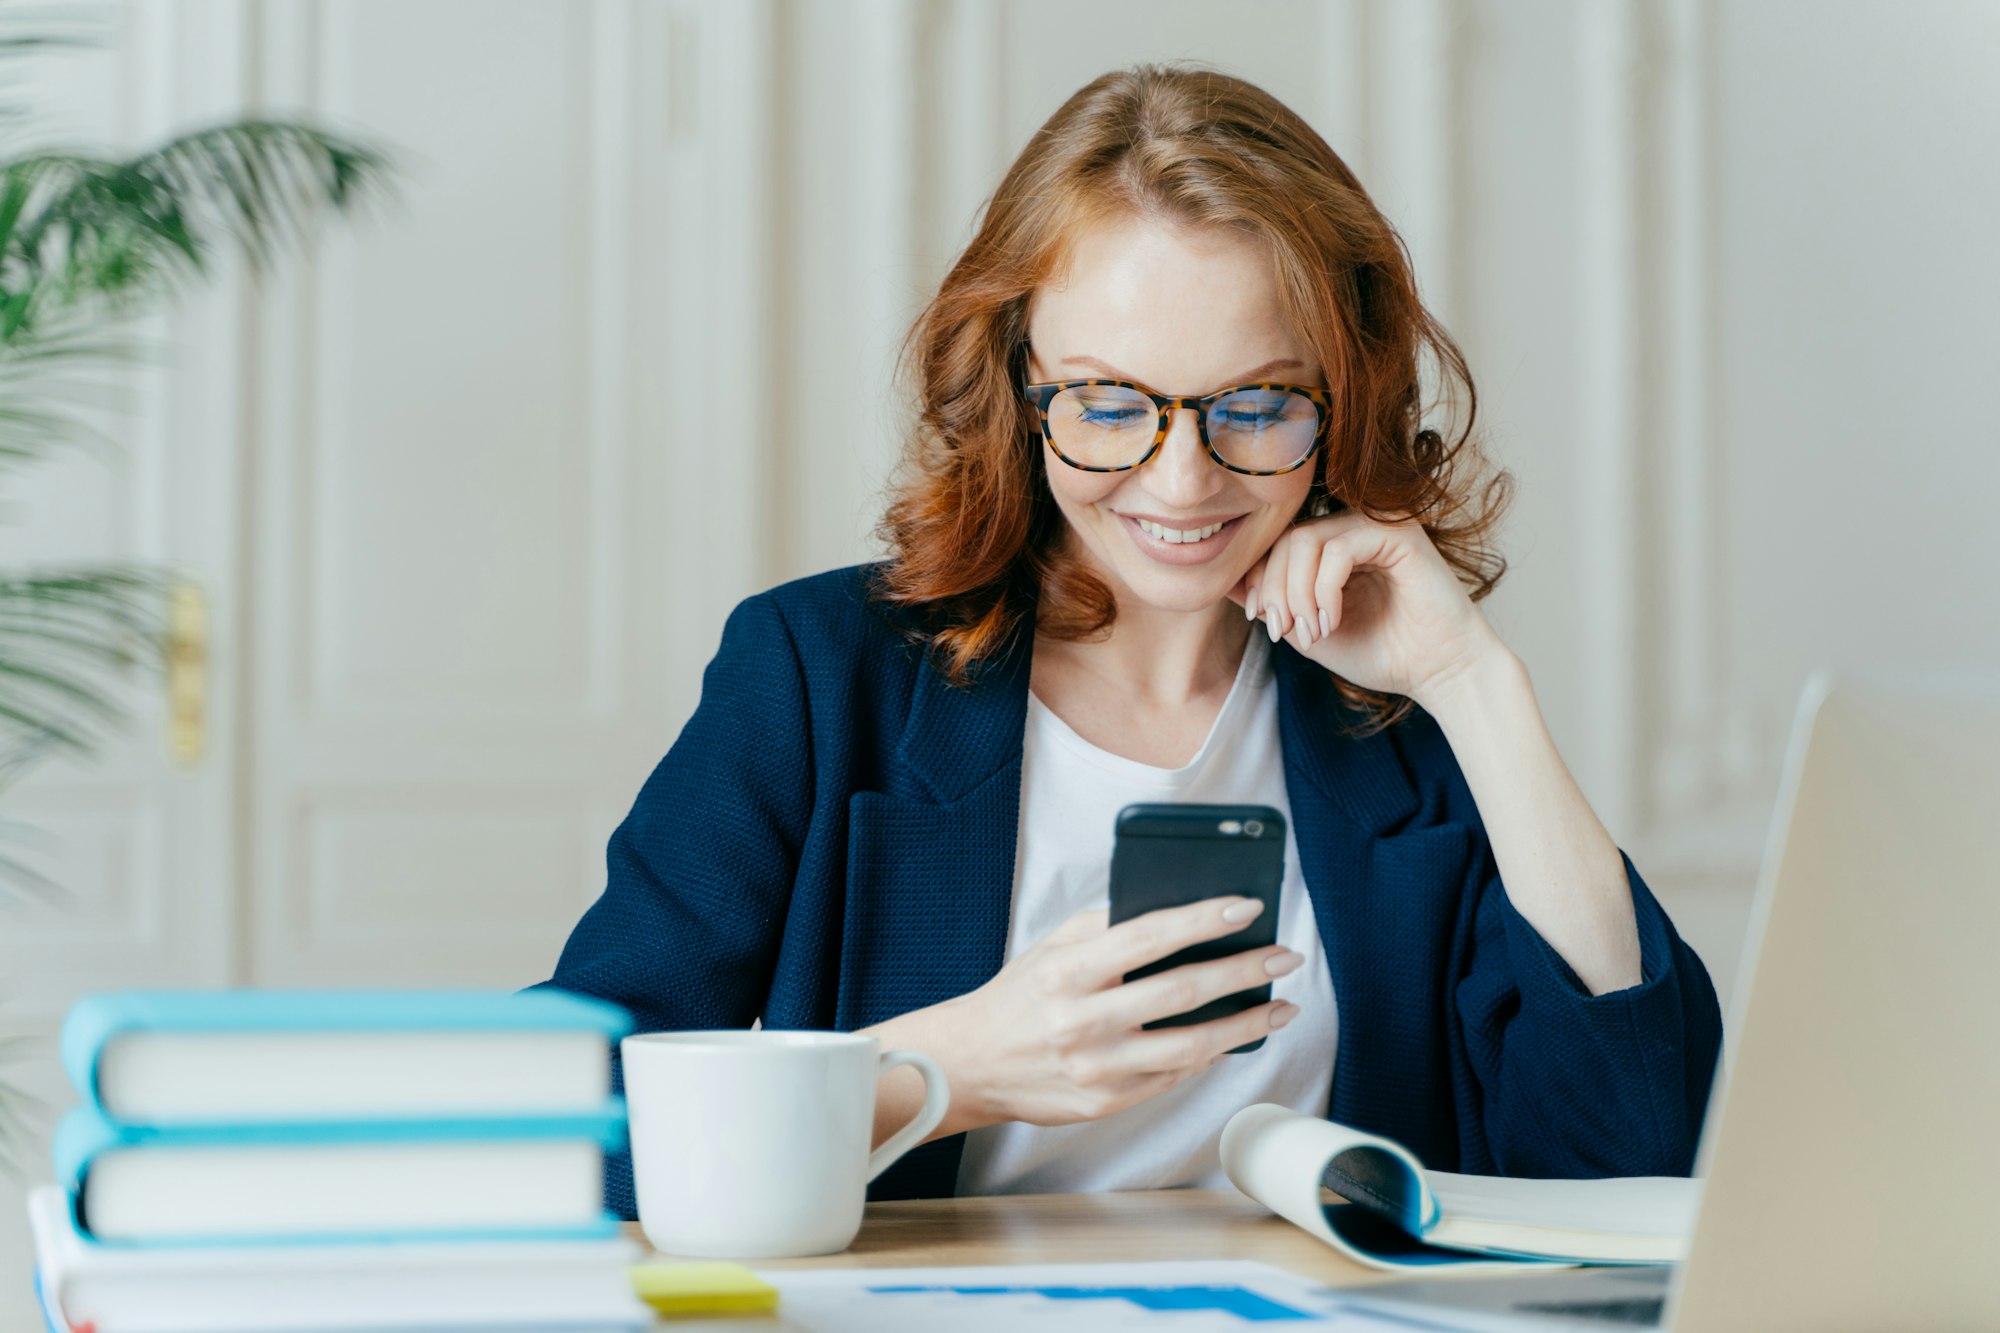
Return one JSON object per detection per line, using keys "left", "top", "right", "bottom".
{"left": 0, "top": 565, "right": 169, "bottom": 784}
{"left": 0, "top": 107, "right": 394, "bottom": 854}
{"left": 0, "top": 121, "right": 395, "bottom": 469}
{"left": 4, "top": 120, "right": 392, "bottom": 323}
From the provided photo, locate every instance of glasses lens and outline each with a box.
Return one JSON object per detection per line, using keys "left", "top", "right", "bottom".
{"left": 1046, "top": 384, "right": 1158, "bottom": 468}
{"left": 1206, "top": 388, "right": 1321, "bottom": 472}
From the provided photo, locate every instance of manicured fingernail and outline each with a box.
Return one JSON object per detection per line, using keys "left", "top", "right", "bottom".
{"left": 1264, "top": 610, "right": 1280, "bottom": 643}
{"left": 1246, "top": 589, "right": 1260, "bottom": 619}
{"left": 1221, "top": 898, "right": 1265, "bottom": 924}
{"left": 1319, "top": 609, "right": 1331, "bottom": 636}
{"left": 1269, "top": 1002, "right": 1299, "bottom": 1029}
{"left": 1265, "top": 950, "right": 1304, "bottom": 977}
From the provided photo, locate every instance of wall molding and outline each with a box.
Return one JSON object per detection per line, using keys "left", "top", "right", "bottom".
{"left": 1574, "top": 0, "right": 1645, "bottom": 840}
{"left": 1634, "top": 0, "right": 1771, "bottom": 891}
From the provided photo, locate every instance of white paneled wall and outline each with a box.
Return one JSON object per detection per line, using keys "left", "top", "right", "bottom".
{"left": 248, "top": 0, "right": 667, "bottom": 985}
{"left": 5, "top": 0, "right": 1997, "bottom": 1321}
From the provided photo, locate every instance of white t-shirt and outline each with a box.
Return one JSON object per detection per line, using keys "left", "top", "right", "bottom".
{"left": 954, "top": 633, "right": 1338, "bottom": 1195}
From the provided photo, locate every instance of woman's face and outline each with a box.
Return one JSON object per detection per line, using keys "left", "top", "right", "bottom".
{"left": 1025, "top": 215, "right": 1321, "bottom": 618}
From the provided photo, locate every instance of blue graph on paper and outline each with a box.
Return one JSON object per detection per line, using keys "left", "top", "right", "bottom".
{"left": 867, "top": 1283, "right": 1322, "bottom": 1322}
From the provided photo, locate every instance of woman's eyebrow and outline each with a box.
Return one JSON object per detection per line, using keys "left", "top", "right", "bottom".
{"left": 1058, "top": 354, "right": 1307, "bottom": 387}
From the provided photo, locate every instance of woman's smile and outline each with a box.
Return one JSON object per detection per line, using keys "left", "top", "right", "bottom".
{"left": 1115, "top": 511, "right": 1247, "bottom": 565}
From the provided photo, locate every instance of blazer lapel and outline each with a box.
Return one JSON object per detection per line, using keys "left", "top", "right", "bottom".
{"left": 1271, "top": 646, "right": 1472, "bottom": 1128}
{"left": 1269, "top": 642, "right": 1422, "bottom": 835}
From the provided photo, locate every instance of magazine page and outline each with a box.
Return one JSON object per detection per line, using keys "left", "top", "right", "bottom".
{"left": 1423, "top": 1170, "right": 1696, "bottom": 1263}
{"left": 1219, "top": 1104, "right": 1574, "bottom": 1275}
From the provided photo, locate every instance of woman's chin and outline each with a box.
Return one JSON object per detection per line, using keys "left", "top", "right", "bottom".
{"left": 1109, "top": 559, "right": 1245, "bottom": 616}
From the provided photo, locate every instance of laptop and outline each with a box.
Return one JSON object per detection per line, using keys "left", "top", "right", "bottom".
{"left": 1336, "top": 670, "right": 2000, "bottom": 1331}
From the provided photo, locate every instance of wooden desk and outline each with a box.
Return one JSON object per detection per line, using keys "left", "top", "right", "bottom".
{"left": 633, "top": 1188, "right": 1393, "bottom": 1288}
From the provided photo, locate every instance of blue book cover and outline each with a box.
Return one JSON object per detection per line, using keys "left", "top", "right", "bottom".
{"left": 54, "top": 1103, "right": 629, "bottom": 1248}
{"left": 61, "top": 989, "right": 633, "bottom": 1115}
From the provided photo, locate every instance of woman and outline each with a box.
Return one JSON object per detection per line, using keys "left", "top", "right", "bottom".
{"left": 541, "top": 63, "right": 1722, "bottom": 1216}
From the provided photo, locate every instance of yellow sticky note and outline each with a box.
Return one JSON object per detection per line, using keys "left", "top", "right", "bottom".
{"left": 629, "top": 1262, "right": 781, "bottom": 1316}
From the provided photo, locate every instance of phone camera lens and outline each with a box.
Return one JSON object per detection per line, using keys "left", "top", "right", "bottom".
{"left": 1244, "top": 820, "right": 1264, "bottom": 837}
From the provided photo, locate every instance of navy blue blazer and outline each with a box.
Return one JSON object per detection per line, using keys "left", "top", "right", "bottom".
{"left": 536, "top": 564, "right": 1722, "bottom": 1216}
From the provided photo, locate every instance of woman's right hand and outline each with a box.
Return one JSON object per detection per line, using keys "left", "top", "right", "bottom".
{"left": 866, "top": 896, "right": 1302, "bottom": 1142}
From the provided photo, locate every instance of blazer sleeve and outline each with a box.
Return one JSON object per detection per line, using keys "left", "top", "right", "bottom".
{"left": 529, "top": 594, "right": 813, "bottom": 1213}
{"left": 1452, "top": 838, "right": 1726, "bottom": 1179}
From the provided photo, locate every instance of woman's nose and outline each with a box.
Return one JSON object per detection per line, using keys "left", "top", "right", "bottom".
{"left": 1148, "top": 407, "right": 1224, "bottom": 508}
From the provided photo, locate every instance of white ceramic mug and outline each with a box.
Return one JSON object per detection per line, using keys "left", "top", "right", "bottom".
{"left": 621, "top": 1030, "right": 949, "bottom": 1258}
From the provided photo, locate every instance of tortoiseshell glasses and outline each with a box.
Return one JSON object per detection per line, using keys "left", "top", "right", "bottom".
{"left": 1023, "top": 378, "right": 1333, "bottom": 476}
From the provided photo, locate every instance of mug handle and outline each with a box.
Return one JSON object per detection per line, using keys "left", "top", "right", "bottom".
{"left": 865, "top": 1050, "right": 950, "bottom": 1183}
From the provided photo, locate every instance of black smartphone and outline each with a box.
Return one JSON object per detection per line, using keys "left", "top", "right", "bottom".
{"left": 1107, "top": 801, "right": 1287, "bottom": 1054}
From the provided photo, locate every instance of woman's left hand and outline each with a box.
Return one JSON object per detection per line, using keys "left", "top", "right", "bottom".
{"left": 1227, "top": 510, "right": 1508, "bottom": 708}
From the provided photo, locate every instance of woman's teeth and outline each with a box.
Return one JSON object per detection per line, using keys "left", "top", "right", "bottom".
{"left": 1135, "top": 518, "right": 1227, "bottom": 544}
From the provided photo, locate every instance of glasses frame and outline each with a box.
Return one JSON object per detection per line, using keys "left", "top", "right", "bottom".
{"left": 1023, "top": 377, "right": 1334, "bottom": 476}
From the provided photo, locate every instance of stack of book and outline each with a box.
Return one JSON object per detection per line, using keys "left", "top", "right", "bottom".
{"left": 29, "top": 989, "right": 651, "bottom": 1333}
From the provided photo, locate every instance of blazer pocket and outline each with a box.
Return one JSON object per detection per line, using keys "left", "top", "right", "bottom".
{"left": 836, "top": 763, "right": 1021, "bottom": 1031}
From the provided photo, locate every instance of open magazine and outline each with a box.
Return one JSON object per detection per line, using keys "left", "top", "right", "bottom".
{"left": 1219, "top": 1104, "right": 1699, "bottom": 1273}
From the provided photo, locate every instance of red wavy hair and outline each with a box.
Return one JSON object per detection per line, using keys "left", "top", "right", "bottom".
{"left": 873, "top": 62, "right": 1511, "bottom": 733}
